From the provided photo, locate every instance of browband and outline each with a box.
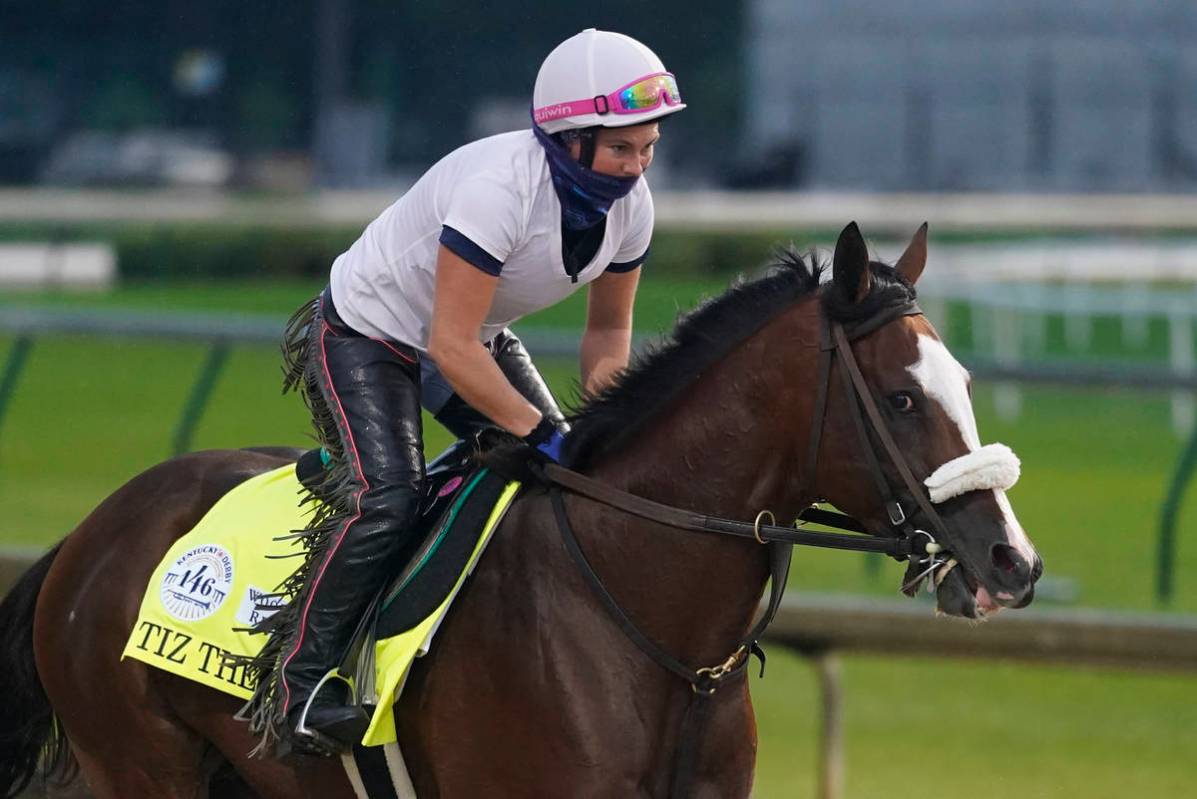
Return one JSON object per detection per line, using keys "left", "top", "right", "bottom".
{"left": 832, "top": 301, "right": 923, "bottom": 345}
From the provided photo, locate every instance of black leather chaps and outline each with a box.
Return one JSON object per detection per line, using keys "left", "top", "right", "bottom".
{"left": 279, "top": 289, "right": 562, "bottom": 710}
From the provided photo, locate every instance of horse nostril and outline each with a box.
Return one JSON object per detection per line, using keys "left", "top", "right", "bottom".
{"left": 991, "top": 543, "right": 1038, "bottom": 581}
{"left": 990, "top": 543, "right": 1024, "bottom": 577}
{"left": 990, "top": 545, "right": 1039, "bottom": 606}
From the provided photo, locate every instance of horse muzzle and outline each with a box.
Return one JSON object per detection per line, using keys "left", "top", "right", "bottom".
{"left": 919, "top": 443, "right": 1042, "bottom": 618}
{"left": 933, "top": 548, "right": 1042, "bottom": 619}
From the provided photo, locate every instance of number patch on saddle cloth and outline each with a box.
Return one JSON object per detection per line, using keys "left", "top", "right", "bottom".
{"left": 159, "top": 544, "right": 235, "bottom": 622}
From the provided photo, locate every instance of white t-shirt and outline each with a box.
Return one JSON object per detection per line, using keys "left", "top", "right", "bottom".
{"left": 329, "top": 129, "right": 653, "bottom": 350}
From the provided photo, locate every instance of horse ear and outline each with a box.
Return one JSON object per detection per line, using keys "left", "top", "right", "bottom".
{"left": 895, "top": 222, "right": 928, "bottom": 285}
{"left": 833, "top": 221, "right": 871, "bottom": 303}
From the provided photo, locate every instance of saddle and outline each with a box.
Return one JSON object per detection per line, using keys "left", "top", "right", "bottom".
{"left": 294, "top": 438, "right": 479, "bottom": 550}
{"left": 293, "top": 437, "right": 517, "bottom": 717}
{"left": 294, "top": 437, "right": 502, "bottom": 630}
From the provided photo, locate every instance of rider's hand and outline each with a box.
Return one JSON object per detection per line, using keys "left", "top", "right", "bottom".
{"left": 522, "top": 417, "right": 566, "bottom": 464}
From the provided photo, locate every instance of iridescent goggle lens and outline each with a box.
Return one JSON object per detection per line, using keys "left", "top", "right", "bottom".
{"left": 612, "top": 72, "right": 682, "bottom": 114}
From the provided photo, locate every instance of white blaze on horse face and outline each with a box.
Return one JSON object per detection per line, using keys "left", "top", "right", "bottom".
{"left": 907, "top": 335, "right": 981, "bottom": 448}
{"left": 907, "top": 334, "right": 1038, "bottom": 565}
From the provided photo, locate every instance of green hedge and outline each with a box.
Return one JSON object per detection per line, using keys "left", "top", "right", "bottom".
{"left": 0, "top": 220, "right": 1108, "bottom": 280}
{"left": 0, "top": 221, "right": 835, "bottom": 280}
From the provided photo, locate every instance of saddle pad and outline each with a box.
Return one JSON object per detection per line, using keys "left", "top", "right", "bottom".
{"left": 121, "top": 464, "right": 304, "bottom": 697}
{"left": 121, "top": 463, "right": 520, "bottom": 747}
{"left": 362, "top": 469, "right": 518, "bottom": 745}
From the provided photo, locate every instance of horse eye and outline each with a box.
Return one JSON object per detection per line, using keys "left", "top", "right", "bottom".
{"left": 888, "top": 392, "right": 916, "bottom": 413}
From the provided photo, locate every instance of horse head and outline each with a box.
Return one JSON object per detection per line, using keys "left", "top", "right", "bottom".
{"left": 560, "top": 221, "right": 1040, "bottom": 621}
{"left": 807, "top": 222, "right": 1042, "bottom": 618}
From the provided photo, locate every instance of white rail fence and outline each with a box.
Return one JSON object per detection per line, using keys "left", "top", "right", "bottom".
{"left": 6, "top": 189, "right": 1197, "bottom": 232}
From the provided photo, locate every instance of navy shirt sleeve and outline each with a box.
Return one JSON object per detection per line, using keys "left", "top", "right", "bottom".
{"left": 606, "top": 247, "right": 649, "bottom": 273}
{"left": 439, "top": 225, "right": 503, "bottom": 276}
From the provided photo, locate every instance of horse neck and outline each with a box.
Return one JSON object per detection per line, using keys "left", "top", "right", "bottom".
{"left": 576, "top": 302, "right": 821, "bottom": 658}
{"left": 592, "top": 299, "right": 821, "bottom": 518}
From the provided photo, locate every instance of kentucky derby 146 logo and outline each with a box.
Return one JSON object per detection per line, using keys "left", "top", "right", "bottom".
{"left": 159, "top": 544, "right": 234, "bottom": 622}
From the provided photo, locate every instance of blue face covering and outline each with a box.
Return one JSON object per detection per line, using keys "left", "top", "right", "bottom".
{"left": 531, "top": 120, "right": 640, "bottom": 231}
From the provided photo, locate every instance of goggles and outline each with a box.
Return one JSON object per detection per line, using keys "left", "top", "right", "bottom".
{"left": 533, "top": 72, "right": 682, "bottom": 125}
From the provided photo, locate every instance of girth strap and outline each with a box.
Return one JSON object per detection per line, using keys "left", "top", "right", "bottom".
{"left": 667, "top": 671, "right": 739, "bottom": 799}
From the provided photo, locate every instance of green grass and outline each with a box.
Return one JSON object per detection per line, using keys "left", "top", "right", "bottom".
{"left": 945, "top": 305, "right": 1186, "bottom": 366}
{"left": 2, "top": 278, "right": 1196, "bottom": 797}
{"left": 750, "top": 650, "right": 1196, "bottom": 799}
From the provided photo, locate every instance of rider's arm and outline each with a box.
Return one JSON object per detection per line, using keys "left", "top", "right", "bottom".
{"left": 581, "top": 266, "right": 640, "bottom": 395}
{"left": 428, "top": 244, "right": 544, "bottom": 437}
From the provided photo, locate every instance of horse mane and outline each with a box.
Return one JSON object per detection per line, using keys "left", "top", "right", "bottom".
{"left": 480, "top": 246, "right": 917, "bottom": 477}
{"left": 558, "top": 249, "right": 817, "bottom": 470}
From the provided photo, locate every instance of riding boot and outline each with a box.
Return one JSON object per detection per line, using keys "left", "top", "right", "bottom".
{"left": 279, "top": 290, "right": 426, "bottom": 754}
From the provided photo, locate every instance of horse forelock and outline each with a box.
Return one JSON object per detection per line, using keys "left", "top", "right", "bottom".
{"left": 821, "top": 259, "right": 918, "bottom": 326}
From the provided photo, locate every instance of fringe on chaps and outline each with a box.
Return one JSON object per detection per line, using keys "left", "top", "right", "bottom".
{"left": 235, "top": 296, "right": 362, "bottom": 756}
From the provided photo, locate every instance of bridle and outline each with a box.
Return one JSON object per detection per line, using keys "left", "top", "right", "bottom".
{"left": 803, "top": 301, "right": 970, "bottom": 594}
{"left": 544, "top": 299, "right": 966, "bottom": 578}
{"left": 534, "top": 296, "right": 966, "bottom": 798}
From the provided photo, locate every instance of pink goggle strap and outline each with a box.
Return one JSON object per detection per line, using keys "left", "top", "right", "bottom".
{"left": 533, "top": 73, "right": 679, "bottom": 125}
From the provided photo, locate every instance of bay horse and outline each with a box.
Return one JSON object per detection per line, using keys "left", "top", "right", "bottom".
{"left": 0, "top": 223, "right": 1041, "bottom": 798}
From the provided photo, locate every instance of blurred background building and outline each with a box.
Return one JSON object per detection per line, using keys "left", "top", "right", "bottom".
{"left": 0, "top": 0, "right": 741, "bottom": 189}
{"left": 745, "top": 0, "right": 1197, "bottom": 191}
{"left": 4, "top": 0, "right": 1197, "bottom": 191}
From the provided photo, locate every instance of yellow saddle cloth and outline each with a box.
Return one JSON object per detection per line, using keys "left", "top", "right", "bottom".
{"left": 121, "top": 463, "right": 518, "bottom": 746}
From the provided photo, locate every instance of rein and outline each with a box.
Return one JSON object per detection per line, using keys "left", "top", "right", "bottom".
{"left": 538, "top": 298, "right": 960, "bottom": 798}
{"left": 542, "top": 463, "right": 932, "bottom": 558}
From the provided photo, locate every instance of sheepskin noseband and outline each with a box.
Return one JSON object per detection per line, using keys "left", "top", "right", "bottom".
{"left": 924, "top": 443, "right": 1020, "bottom": 504}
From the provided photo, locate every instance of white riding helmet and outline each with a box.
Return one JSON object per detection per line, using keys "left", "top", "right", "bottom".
{"left": 532, "top": 28, "right": 686, "bottom": 134}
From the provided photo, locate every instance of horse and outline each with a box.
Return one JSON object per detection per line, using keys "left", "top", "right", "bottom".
{"left": 0, "top": 222, "right": 1041, "bottom": 798}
